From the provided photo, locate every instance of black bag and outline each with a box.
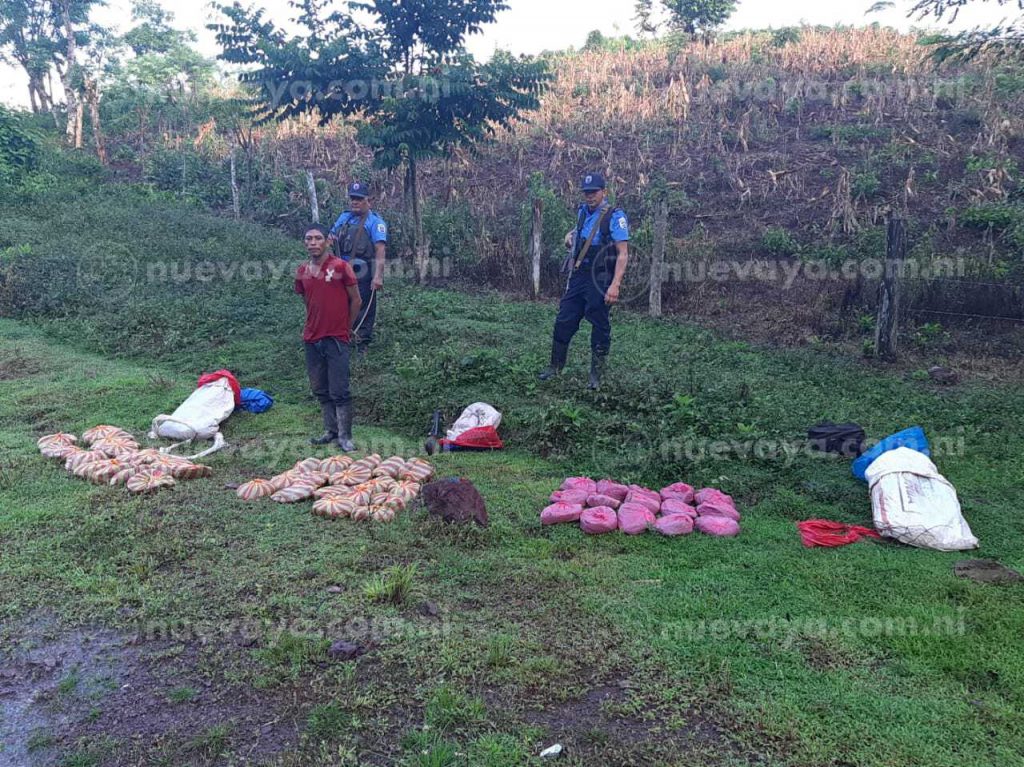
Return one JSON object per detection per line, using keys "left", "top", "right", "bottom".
{"left": 808, "top": 422, "right": 866, "bottom": 458}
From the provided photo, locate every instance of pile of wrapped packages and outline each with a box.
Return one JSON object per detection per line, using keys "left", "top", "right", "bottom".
{"left": 38, "top": 428, "right": 212, "bottom": 494}
{"left": 541, "top": 477, "right": 741, "bottom": 537}
{"left": 236, "top": 453, "right": 434, "bottom": 524}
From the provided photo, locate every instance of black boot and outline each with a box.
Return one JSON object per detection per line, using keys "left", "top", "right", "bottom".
{"left": 538, "top": 341, "right": 569, "bottom": 381}
{"left": 588, "top": 351, "right": 607, "bottom": 390}
{"left": 336, "top": 404, "right": 356, "bottom": 453}
{"left": 310, "top": 403, "right": 338, "bottom": 445}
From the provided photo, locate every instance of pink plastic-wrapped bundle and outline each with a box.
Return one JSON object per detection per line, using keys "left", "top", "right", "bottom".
{"left": 696, "top": 515, "right": 740, "bottom": 537}
{"left": 660, "top": 482, "right": 695, "bottom": 504}
{"left": 629, "top": 484, "right": 660, "bottom": 500}
{"left": 580, "top": 506, "right": 618, "bottom": 535}
{"left": 587, "top": 493, "right": 622, "bottom": 510}
{"left": 560, "top": 477, "right": 597, "bottom": 494}
{"left": 618, "top": 503, "right": 655, "bottom": 535}
{"left": 541, "top": 502, "right": 585, "bottom": 525}
{"left": 696, "top": 487, "right": 734, "bottom": 507}
{"left": 550, "top": 489, "right": 590, "bottom": 505}
{"left": 625, "top": 492, "right": 660, "bottom": 515}
{"left": 655, "top": 514, "right": 694, "bottom": 536}
{"left": 596, "top": 479, "right": 629, "bottom": 502}
{"left": 661, "top": 498, "right": 697, "bottom": 518}
{"left": 697, "top": 501, "right": 740, "bottom": 522}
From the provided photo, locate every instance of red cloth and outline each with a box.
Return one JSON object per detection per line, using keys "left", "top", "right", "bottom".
{"left": 197, "top": 369, "right": 241, "bottom": 405}
{"left": 294, "top": 256, "right": 358, "bottom": 342}
{"left": 798, "top": 519, "right": 881, "bottom": 548}
{"left": 440, "top": 425, "right": 504, "bottom": 450}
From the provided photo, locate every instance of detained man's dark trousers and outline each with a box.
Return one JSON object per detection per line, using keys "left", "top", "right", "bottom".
{"left": 305, "top": 337, "right": 351, "bottom": 410}
{"left": 552, "top": 266, "right": 612, "bottom": 354}
{"left": 349, "top": 258, "right": 377, "bottom": 346}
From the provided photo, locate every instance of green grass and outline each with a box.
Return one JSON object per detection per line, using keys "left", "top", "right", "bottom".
{"left": 2, "top": 184, "right": 1024, "bottom": 766}
{"left": 363, "top": 563, "right": 418, "bottom": 605}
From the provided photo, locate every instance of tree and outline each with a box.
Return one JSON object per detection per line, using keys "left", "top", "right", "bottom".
{"left": 870, "top": 0, "right": 1024, "bottom": 62}
{"left": 634, "top": 0, "right": 738, "bottom": 38}
{"left": 212, "top": 0, "right": 549, "bottom": 279}
{"left": 0, "top": 0, "right": 63, "bottom": 113}
{"left": 118, "top": 0, "right": 214, "bottom": 94}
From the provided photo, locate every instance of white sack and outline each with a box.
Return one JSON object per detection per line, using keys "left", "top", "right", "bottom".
{"left": 446, "top": 402, "right": 502, "bottom": 441}
{"left": 866, "top": 447, "right": 978, "bottom": 551}
{"left": 149, "top": 378, "right": 235, "bottom": 442}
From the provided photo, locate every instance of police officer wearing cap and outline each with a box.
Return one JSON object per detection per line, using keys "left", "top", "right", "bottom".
{"left": 327, "top": 182, "right": 388, "bottom": 356}
{"left": 538, "top": 172, "right": 630, "bottom": 389}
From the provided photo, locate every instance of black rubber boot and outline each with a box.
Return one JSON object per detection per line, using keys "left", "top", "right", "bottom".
{"left": 310, "top": 404, "right": 338, "bottom": 445}
{"left": 588, "top": 352, "right": 607, "bottom": 390}
{"left": 538, "top": 341, "right": 569, "bottom": 381}
{"left": 336, "top": 404, "right": 356, "bottom": 453}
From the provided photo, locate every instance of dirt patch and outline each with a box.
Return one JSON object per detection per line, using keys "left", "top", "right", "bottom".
{"left": 519, "top": 681, "right": 746, "bottom": 765}
{"left": 0, "top": 350, "right": 42, "bottom": 381}
{"left": 796, "top": 637, "right": 860, "bottom": 672}
{"left": 0, "top": 614, "right": 300, "bottom": 767}
{"left": 955, "top": 559, "right": 1024, "bottom": 585}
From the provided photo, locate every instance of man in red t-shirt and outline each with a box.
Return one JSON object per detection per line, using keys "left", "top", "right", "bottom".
{"left": 294, "top": 224, "right": 362, "bottom": 451}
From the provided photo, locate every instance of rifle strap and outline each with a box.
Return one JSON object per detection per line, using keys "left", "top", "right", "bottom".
{"left": 574, "top": 204, "right": 612, "bottom": 270}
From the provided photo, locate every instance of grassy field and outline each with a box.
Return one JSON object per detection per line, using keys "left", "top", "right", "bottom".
{"left": 2, "top": 187, "right": 1024, "bottom": 766}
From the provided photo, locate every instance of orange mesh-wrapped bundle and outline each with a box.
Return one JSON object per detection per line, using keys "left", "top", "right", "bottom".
{"left": 82, "top": 425, "right": 132, "bottom": 444}
{"left": 314, "top": 485, "right": 354, "bottom": 499}
{"left": 89, "top": 458, "right": 134, "bottom": 484}
{"left": 270, "top": 471, "right": 301, "bottom": 491}
{"left": 371, "top": 505, "right": 396, "bottom": 523}
{"left": 347, "top": 489, "right": 372, "bottom": 506}
{"left": 373, "top": 456, "right": 407, "bottom": 479}
{"left": 66, "top": 450, "right": 108, "bottom": 473}
{"left": 400, "top": 458, "right": 434, "bottom": 483}
{"left": 38, "top": 433, "right": 78, "bottom": 457}
{"left": 392, "top": 480, "right": 421, "bottom": 505}
{"left": 127, "top": 468, "right": 176, "bottom": 494}
{"left": 333, "top": 465, "right": 372, "bottom": 486}
{"left": 128, "top": 449, "right": 163, "bottom": 467}
{"left": 384, "top": 493, "right": 408, "bottom": 511}
{"left": 72, "top": 456, "right": 109, "bottom": 478}
{"left": 312, "top": 497, "right": 356, "bottom": 519}
{"left": 293, "top": 470, "right": 328, "bottom": 488}
{"left": 351, "top": 453, "right": 382, "bottom": 472}
{"left": 369, "top": 475, "right": 396, "bottom": 491}
{"left": 294, "top": 457, "right": 322, "bottom": 472}
{"left": 38, "top": 432, "right": 77, "bottom": 449}
{"left": 109, "top": 467, "right": 138, "bottom": 486}
{"left": 237, "top": 478, "right": 275, "bottom": 500}
{"left": 351, "top": 506, "right": 371, "bottom": 522}
{"left": 171, "top": 463, "right": 213, "bottom": 480}
{"left": 319, "top": 455, "right": 352, "bottom": 474}
{"left": 41, "top": 441, "right": 81, "bottom": 460}
{"left": 270, "top": 484, "right": 315, "bottom": 503}
{"left": 370, "top": 491, "right": 393, "bottom": 507}
{"left": 92, "top": 436, "right": 140, "bottom": 456}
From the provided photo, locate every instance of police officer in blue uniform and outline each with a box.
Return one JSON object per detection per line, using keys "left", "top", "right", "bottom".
{"left": 327, "top": 182, "right": 388, "bottom": 356}
{"left": 539, "top": 172, "right": 630, "bottom": 389}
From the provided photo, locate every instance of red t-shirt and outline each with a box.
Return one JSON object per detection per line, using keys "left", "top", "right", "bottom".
{"left": 294, "top": 256, "right": 358, "bottom": 343}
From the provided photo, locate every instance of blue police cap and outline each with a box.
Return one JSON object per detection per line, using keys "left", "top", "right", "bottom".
{"left": 581, "top": 172, "right": 606, "bottom": 192}
{"left": 348, "top": 182, "right": 369, "bottom": 198}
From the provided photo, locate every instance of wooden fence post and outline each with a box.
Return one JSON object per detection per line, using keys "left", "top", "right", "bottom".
{"left": 531, "top": 198, "right": 543, "bottom": 297}
{"left": 230, "top": 148, "right": 241, "bottom": 219}
{"left": 875, "top": 216, "right": 906, "bottom": 361}
{"left": 649, "top": 198, "right": 669, "bottom": 317}
{"left": 306, "top": 170, "right": 319, "bottom": 223}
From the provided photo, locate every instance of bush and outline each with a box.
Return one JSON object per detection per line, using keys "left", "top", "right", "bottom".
{"left": 761, "top": 227, "right": 800, "bottom": 257}
{"left": 852, "top": 171, "right": 882, "bottom": 200}
{"left": 0, "top": 107, "right": 43, "bottom": 187}
{"left": 960, "top": 203, "right": 1021, "bottom": 231}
